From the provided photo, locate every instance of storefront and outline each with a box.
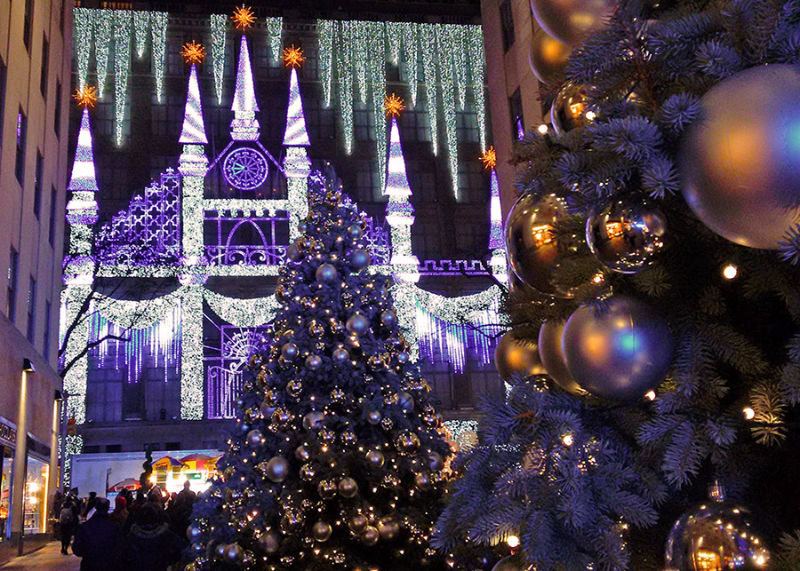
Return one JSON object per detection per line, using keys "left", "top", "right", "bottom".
{"left": 23, "top": 455, "right": 48, "bottom": 535}
{"left": 0, "top": 418, "right": 16, "bottom": 541}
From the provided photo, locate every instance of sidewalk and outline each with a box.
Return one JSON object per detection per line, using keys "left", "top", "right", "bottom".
{"left": 0, "top": 540, "right": 80, "bottom": 570}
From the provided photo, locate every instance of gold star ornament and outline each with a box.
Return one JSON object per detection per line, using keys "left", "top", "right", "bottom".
{"left": 384, "top": 93, "right": 406, "bottom": 118}
{"left": 73, "top": 86, "right": 98, "bottom": 109}
{"left": 181, "top": 40, "right": 206, "bottom": 65}
{"left": 282, "top": 45, "right": 306, "bottom": 69}
{"left": 479, "top": 146, "right": 497, "bottom": 170}
{"left": 231, "top": 5, "right": 256, "bottom": 30}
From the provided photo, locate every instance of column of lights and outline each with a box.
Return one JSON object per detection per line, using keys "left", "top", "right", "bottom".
{"left": 209, "top": 15, "right": 227, "bottom": 105}
{"left": 336, "top": 21, "right": 354, "bottom": 154}
{"left": 94, "top": 10, "right": 113, "bottom": 97}
{"left": 317, "top": 20, "right": 334, "bottom": 107}
{"left": 133, "top": 11, "right": 150, "bottom": 58}
{"left": 151, "top": 12, "right": 168, "bottom": 103}
{"left": 451, "top": 25, "right": 468, "bottom": 110}
{"left": 438, "top": 25, "right": 460, "bottom": 201}
{"left": 266, "top": 17, "right": 283, "bottom": 64}
{"left": 353, "top": 22, "right": 369, "bottom": 104}
{"left": 386, "top": 22, "right": 402, "bottom": 65}
{"left": 401, "top": 22, "right": 419, "bottom": 107}
{"left": 368, "top": 22, "right": 388, "bottom": 192}
{"left": 468, "top": 26, "right": 488, "bottom": 151}
{"left": 421, "top": 25, "right": 439, "bottom": 155}
{"left": 113, "top": 10, "right": 132, "bottom": 146}
{"left": 73, "top": 8, "right": 92, "bottom": 90}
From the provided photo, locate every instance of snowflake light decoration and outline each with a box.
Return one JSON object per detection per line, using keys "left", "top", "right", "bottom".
{"left": 479, "top": 146, "right": 497, "bottom": 171}
{"left": 73, "top": 86, "right": 99, "bottom": 109}
{"left": 385, "top": 93, "right": 405, "bottom": 118}
{"left": 231, "top": 5, "right": 255, "bottom": 31}
{"left": 181, "top": 40, "right": 206, "bottom": 65}
{"left": 282, "top": 44, "right": 305, "bottom": 69}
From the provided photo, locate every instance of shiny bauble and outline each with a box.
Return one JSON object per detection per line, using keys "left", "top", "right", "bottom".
{"left": 246, "top": 429, "right": 264, "bottom": 448}
{"left": 271, "top": 407, "right": 291, "bottom": 425}
{"left": 224, "top": 543, "right": 243, "bottom": 563}
{"left": 305, "top": 354, "right": 323, "bottom": 370}
{"left": 529, "top": 28, "right": 572, "bottom": 85}
{"left": 187, "top": 524, "right": 202, "bottom": 541}
{"left": 563, "top": 296, "right": 673, "bottom": 400}
{"left": 665, "top": 486, "right": 770, "bottom": 571}
{"left": 395, "top": 431, "right": 421, "bottom": 454}
{"left": 317, "top": 479, "right": 337, "bottom": 499}
{"left": 303, "top": 411, "right": 326, "bottom": 430}
{"left": 491, "top": 555, "right": 531, "bottom": 571}
{"left": 530, "top": 0, "right": 614, "bottom": 45}
{"left": 286, "top": 379, "right": 303, "bottom": 400}
{"left": 346, "top": 313, "right": 370, "bottom": 336}
{"left": 367, "top": 410, "right": 382, "bottom": 424}
{"left": 350, "top": 514, "right": 369, "bottom": 533}
{"left": 332, "top": 346, "right": 350, "bottom": 363}
{"left": 586, "top": 198, "right": 666, "bottom": 273}
{"left": 286, "top": 243, "right": 303, "bottom": 262}
{"left": 397, "top": 391, "right": 415, "bottom": 413}
{"left": 551, "top": 82, "right": 596, "bottom": 135}
{"left": 537, "top": 320, "right": 581, "bottom": 394}
{"left": 315, "top": 263, "right": 338, "bottom": 284}
{"left": 338, "top": 477, "right": 359, "bottom": 498}
{"left": 313, "top": 521, "right": 333, "bottom": 542}
{"left": 494, "top": 331, "right": 547, "bottom": 381}
{"left": 377, "top": 517, "right": 400, "bottom": 540}
{"left": 295, "top": 444, "right": 311, "bottom": 461}
{"left": 362, "top": 526, "right": 380, "bottom": 546}
{"left": 351, "top": 248, "right": 370, "bottom": 269}
{"left": 347, "top": 223, "right": 364, "bottom": 240}
{"left": 265, "top": 456, "right": 290, "bottom": 483}
{"left": 280, "top": 342, "right": 299, "bottom": 360}
{"left": 299, "top": 463, "right": 317, "bottom": 481}
{"left": 680, "top": 64, "right": 800, "bottom": 249}
{"left": 366, "top": 449, "right": 385, "bottom": 467}
{"left": 380, "top": 310, "right": 398, "bottom": 330}
{"left": 415, "top": 472, "right": 431, "bottom": 490}
{"left": 505, "top": 193, "right": 578, "bottom": 297}
{"left": 428, "top": 452, "right": 444, "bottom": 471}
{"left": 280, "top": 510, "right": 303, "bottom": 532}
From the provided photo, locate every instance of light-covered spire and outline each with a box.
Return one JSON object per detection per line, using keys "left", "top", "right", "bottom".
{"left": 384, "top": 116, "right": 418, "bottom": 284}
{"left": 283, "top": 67, "right": 311, "bottom": 147}
{"left": 179, "top": 64, "right": 208, "bottom": 144}
{"left": 68, "top": 109, "right": 100, "bottom": 192}
{"left": 231, "top": 35, "right": 259, "bottom": 113}
{"left": 384, "top": 117, "right": 412, "bottom": 202}
{"left": 488, "top": 169, "right": 503, "bottom": 250}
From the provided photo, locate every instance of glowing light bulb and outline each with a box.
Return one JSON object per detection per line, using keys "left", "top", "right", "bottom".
{"left": 722, "top": 264, "right": 738, "bottom": 280}
{"left": 742, "top": 407, "right": 755, "bottom": 420}
{"left": 644, "top": 390, "right": 656, "bottom": 401}
{"left": 562, "top": 434, "right": 574, "bottom": 446}
{"left": 585, "top": 110, "right": 597, "bottom": 121}
{"left": 506, "top": 534, "right": 520, "bottom": 548}
{"left": 537, "top": 124, "right": 549, "bottom": 134}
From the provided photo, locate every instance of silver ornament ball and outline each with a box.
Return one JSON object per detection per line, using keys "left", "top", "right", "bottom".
{"left": 494, "top": 331, "right": 546, "bottom": 382}
{"left": 315, "top": 263, "right": 338, "bottom": 284}
{"left": 265, "top": 456, "right": 290, "bottom": 483}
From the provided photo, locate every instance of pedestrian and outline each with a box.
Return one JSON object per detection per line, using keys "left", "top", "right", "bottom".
{"left": 82, "top": 491, "right": 97, "bottom": 519}
{"left": 73, "top": 498, "right": 122, "bottom": 570}
{"left": 110, "top": 495, "right": 128, "bottom": 529}
{"left": 59, "top": 498, "right": 77, "bottom": 554}
{"left": 124, "top": 502, "right": 183, "bottom": 571}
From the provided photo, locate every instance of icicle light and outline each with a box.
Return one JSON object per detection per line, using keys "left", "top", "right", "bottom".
{"left": 113, "top": 10, "right": 132, "bottom": 146}
{"left": 133, "top": 11, "right": 150, "bottom": 58}
{"left": 94, "top": 10, "right": 113, "bottom": 97}
{"left": 151, "top": 12, "right": 168, "bottom": 103}
{"left": 209, "top": 14, "right": 227, "bottom": 105}
{"left": 74, "top": 8, "right": 93, "bottom": 90}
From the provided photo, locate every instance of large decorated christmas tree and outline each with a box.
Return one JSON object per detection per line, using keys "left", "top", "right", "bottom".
{"left": 188, "top": 172, "right": 452, "bottom": 570}
{"left": 435, "top": 0, "right": 800, "bottom": 569}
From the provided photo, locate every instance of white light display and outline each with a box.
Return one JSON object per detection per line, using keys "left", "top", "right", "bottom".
{"left": 443, "top": 419, "right": 479, "bottom": 450}
{"left": 438, "top": 25, "right": 460, "bottom": 201}
{"left": 209, "top": 14, "right": 227, "bottom": 105}
{"left": 133, "top": 11, "right": 149, "bottom": 58}
{"left": 353, "top": 22, "right": 369, "bottom": 104}
{"left": 416, "top": 285, "right": 506, "bottom": 324}
{"left": 468, "top": 26, "right": 487, "bottom": 151}
{"left": 113, "top": 10, "right": 132, "bottom": 146}
{"left": 68, "top": 110, "right": 100, "bottom": 192}
{"left": 180, "top": 286, "right": 204, "bottom": 420}
{"left": 420, "top": 25, "right": 439, "bottom": 155}
{"left": 283, "top": 68, "right": 311, "bottom": 146}
{"left": 402, "top": 23, "right": 419, "bottom": 107}
{"left": 204, "top": 290, "right": 280, "bottom": 327}
{"left": 386, "top": 22, "right": 402, "bottom": 65}
{"left": 317, "top": 19, "right": 334, "bottom": 107}
{"left": 336, "top": 21, "right": 354, "bottom": 154}
{"left": 74, "top": 8, "right": 92, "bottom": 90}
{"left": 94, "top": 10, "right": 113, "bottom": 98}
{"left": 151, "top": 12, "right": 168, "bottom": 103}
{"left": 451, "top": 26, "right": 468, "bottom": 110}
{"left": 489, "top": 169, "right": 503, "bottom": 251}
{"left": 368, "top": 22, "right": 387, "bottom": 192}
{"left": 266, "top": 17, "right": 283, "bottom": 64}
{"left": 179, "top": 65, "right": 209, "bottom": 144}
{"left": 64, "top": 434, "right": 84, "bottom": 486}
{"left": 230, "top": 36, "right": 261, "bottom": 141}
{"left": 93, "top": 288, "right": 184, "bottom": 329}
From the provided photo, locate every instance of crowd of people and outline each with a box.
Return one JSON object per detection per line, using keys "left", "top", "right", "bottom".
{"left": 52, "top": 480, "right": 198, "bottom": 570}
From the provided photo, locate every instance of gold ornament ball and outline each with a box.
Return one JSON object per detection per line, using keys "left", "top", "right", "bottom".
{"left": 265, "top": 456, "right": 290, "bottom": 483}
{"left": 350, "top": 514, "right": 369, "bottom": 533}
{"left": 395, "top": 431, "right": 421, "bottom": 454}
{"left": 313, "top": 521, "right": 333, "bottom": 542}
{"left": 529, "top": 28, "right": 572, "bottom": 86}
{"left": 377, "top": 517, "right": 400, "bottom": 540}
{"left": 317, "top": 479, "right": 337, "bottom": 499}
{"left": 494, "top": 331, "right": 546, "bottom": 382}
{"left": 361, "top": 526, "right": 380, "bottom": 546}
{"left": 680, "top": 64, "right": 800, "bottom": 249}
{"left": 551, "top": 82, "right": 596, "bottom": 135}
{"left": 338, "top": 477, "right": 359, "bottom": 498}
{"left": 366, "top": 449, "right": 385, "bottom": 467}
{"left": 529, "top": 0, "right": 615, "bottom": 45}
{"left": 537, "top": 319, "right": 582, "bottom": 393}
{"left": 258, "top": 531, "right": 280, "bottom": 553}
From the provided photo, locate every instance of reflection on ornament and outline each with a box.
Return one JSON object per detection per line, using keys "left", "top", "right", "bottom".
{"left": 680, "top": 64, "right": 800, "bottom": 249}
{"left": 586, "top": 198, "right": 667, "bottom": 274}
{"left": 551, "top": 82, "right": 596, "bottom": 135}
{"left": 529, "top": 28, "right": 571, "bottom": 86}
{"left": 494, "top": 331, "right": 546, "bottom": 381}
{"left": 530, "top": 0, "right": 615, "bottom": 45}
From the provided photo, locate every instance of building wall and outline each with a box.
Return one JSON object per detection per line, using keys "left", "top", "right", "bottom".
{"left": 0, "top": 0, "right": 71, "bottom": 548}
{"left": 481, "top": 0, "right": 543, "bottom": 215}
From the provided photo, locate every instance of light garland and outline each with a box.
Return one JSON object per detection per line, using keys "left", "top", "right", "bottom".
{"left": 420, "top": 25, "right": 439, "bottom": 155}
{"left": 402, "top": 23, "right": 419, "bottom": 107}
{"left": 286, "top": 175, "right": 310, "bottom": 239}
{"left": 73, "top": 8, "right": 92, "bottom": 90}
{"left": 151, "top": 12, "right": 168, "bottom": 103}
{"left": 93, "top": 288, "right": 185, "bottom": 329}
{"left": 415, "top": 285, "right": 506, "bottom": 324}
{"left": 336, "top": 21, "right": 354, "bottom": 154}
{"left": 62, "top": 285, "right": 92, "bottom": 424}
{"left": 133, "top": 11, "right": 149, "bottom": 58}
{"left": 204, "top": 290, "right": 280, "bottom": 327}
{"left": 266, "top": 17, "right": 283, "bottom": 64}
{"left": 113, "top": 10, "right": 132, "bottom": 146}
{"left": 468, "top": 26, "right": 487, "bottom": 150}
{"left": 93, "top": 10, "right": 113, "bottom": 98}
{"left": 63, "top": 434, "right": 84, "bottom": 487}
{"left": 438, "top": 25, "right": 460, "bottom": 200}
{"left": 209, "top": 14, "right": 227, "bottom": 105}
{"left": 317, "top": 19, "right": 334, "bottom": 107}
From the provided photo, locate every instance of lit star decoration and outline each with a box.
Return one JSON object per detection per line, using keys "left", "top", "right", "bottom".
{"left": 73, "top": 86, "right": 99, "bottom": 109}
{"left": 282, "top": 44, "right": 305, "bottom": 69}
{"left": 385, "top": 93, "right": 406, "bottom": 118}
{"left": 479, "top": 146, "right": 497, "bottom": 171}
{"left": 181, "top": 40, "right": 206, "bottom": 65}
{"left": 231, "top": 5, "right": 255, "bottom": 31}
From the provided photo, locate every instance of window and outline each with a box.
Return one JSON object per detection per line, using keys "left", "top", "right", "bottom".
{"left": 499, "top": 0, "right": 515, "bottom": 52}
{"left": 53, "top": 80, "right": 61, "bottom": 137}
{"left": 33, "top": 151, "right": 42, "bottom": 218}
{"left": 105, "top": 444, "right": 121, "bottom": 453}
{"left": 7, "top": 248, "right": 17, "bottom": 321}
{"left": 509, "top": 88, "right": 524, "bottom": 141}
{"left": 26, "top": 276, "right": 36, "bottom": 343}
{"left": 23, "top": 0, "right": 33, "bottom": 51}
{"left": 48, "top": 186, "right": 57, "bottom": 246}
{"left": 43, "top": 300, "right": 50, "bottom": 357}
{"left": 15, "top": 109, "right": 26, "bottom": 186}
{"left": 40, "top": 35, "right": 48, "bottom": 97}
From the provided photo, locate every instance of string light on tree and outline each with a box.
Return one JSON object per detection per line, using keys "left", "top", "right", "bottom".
{"left": 722, "top": 264, "right": 738, "bottom": 280}
{"left": 181, "top": 40, "right": 207, "bottom": 65}
{"left": 231, "top": 4, "right": 255, "bottom": 31}
{"left": 73, "top": 86, "right": 99, "bottom": 109}
{"left": 282, "top": 44, "right": 305, "bottom": 69}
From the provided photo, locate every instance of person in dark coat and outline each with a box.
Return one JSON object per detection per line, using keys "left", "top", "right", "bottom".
{"left": 124, "top": 502, "right": 183, "bottom": 571}
{"left": 59, "top": 497, "right": 78, "bottom": 554}
{"left": 72, "top": 498, "right": 122, "bottom": 570}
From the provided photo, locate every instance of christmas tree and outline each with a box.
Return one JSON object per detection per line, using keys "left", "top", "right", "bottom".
{"left": 188, "top": 172, "right": 452, "bottom": 570}
{"left": 435, "top": 0, "right": 800, "bottom": 569}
